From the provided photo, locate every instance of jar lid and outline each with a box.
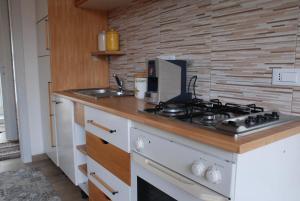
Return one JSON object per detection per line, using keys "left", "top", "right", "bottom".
{"left": 135, "top": 72, "right": 147, "bottom": 78}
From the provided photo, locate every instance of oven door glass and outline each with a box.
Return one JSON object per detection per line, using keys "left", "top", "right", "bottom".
{"left": 138, "top": 176, "right": 177, "bottom": 201}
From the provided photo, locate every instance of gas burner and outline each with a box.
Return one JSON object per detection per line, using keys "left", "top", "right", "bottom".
{"left": 142, "top": 99, "right": 298, "bottom": 135}
{"left": 154, "top": 102, "right": 190, "bottom": 118}
{"left": 161, "top": 104, "right": 186, "bottom": 114}
{"left": 202, "top": 112, "right": 216, "bottom": 121}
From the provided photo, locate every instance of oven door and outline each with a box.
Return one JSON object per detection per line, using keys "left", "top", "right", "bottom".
{"left": 131, "top": 153, "right": 229, "bottom": 201}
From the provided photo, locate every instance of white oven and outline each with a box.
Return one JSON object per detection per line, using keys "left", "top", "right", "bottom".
{"left": 130, "top": 127, "right": 234, "bottom": 201}
{"left": 131, "top": 153, "right": 229, "bottom": 201}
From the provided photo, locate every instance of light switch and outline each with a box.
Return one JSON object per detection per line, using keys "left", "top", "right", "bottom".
{"left": 272, "top": 69, "right": 300, "bottom": 86}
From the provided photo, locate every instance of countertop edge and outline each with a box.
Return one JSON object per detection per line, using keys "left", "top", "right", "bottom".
{"left": 53, "top": 92, "right": 300, "bottom": 154}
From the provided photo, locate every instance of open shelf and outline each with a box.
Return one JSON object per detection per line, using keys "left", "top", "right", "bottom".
{"left": 91, "top": 51, "right": 125, "bottom": 56}
{"left": 78, "top": 164, "right": 88, "bottom": 176}
{"left": 77, "top": 144, "right": 87, "bottom": 155}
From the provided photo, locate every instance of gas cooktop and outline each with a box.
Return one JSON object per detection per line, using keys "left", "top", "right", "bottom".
{"left": 143, "top": 99, "right": 299, "bottom": 136}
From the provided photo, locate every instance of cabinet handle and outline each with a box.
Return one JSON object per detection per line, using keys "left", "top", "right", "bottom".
{"left": 87, "top": 120, "right": 116, "bottom": 134}
{"left": 52, "top": 101, "right": 62, "bottom": 104}
{"left": 90, "top": 172, "right": 118, "bottom": 195}
{"left": 45, "top": 18, "right": 50, "bottom": 50}
{"left": 48, "top": 82, "right": 56, "bottom": 147}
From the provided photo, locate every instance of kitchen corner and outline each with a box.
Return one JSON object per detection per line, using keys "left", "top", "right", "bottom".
{"left": 29, "top": 0, "right": 300, "bottom": 201}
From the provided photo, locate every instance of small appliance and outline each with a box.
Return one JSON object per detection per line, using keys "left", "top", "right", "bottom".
{"left": 144, "top": 59, "right": 189, "bottom": 104}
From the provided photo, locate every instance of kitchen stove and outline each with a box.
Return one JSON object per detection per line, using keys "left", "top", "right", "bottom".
{"left": 143, "top": 98, "right": 298, "bottom": 135}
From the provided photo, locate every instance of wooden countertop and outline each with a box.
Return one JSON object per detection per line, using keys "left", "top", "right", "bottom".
{"left": 54, "top": 91, "right": 300, "bottom": 154}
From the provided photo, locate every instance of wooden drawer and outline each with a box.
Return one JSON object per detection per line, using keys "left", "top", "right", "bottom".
{"left": 86, "top": 132, "right": 130, "bottom": 185}
{"left": 85, "top": 106, "right": 130, "bottom": 152}
{"left": 89, "top": 181, "right": 111, "bottom": 201}
{"left": 88, "top": 157, "right": 130, "bottom": 201}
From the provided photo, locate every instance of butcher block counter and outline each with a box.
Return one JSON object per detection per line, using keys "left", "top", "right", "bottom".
{"left": 54, "top": 91, "right": 300, "bottom": 154}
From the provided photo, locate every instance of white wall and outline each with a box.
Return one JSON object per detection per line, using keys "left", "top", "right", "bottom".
{"left": 19, "top": 0, "right": 44, "bottom": 155}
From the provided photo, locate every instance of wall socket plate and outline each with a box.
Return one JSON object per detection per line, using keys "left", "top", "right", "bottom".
{"left": 272, "top": 68, "right": 300, "bottom": 86}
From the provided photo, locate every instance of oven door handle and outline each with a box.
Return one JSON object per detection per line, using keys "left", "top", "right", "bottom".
{"left": 145, "top": 159, "right": 194, "bottom": 185}
{"left": 133, "top": 153, "right": 229, "bottom": 201}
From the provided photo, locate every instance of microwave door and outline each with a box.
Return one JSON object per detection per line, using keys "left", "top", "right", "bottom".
{"left": 132, "top": 153, "right": 229, "bottom": 201}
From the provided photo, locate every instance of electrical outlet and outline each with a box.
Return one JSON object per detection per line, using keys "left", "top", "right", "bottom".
{"left": 272, "top": 69, "right": 300, "bottom": 86}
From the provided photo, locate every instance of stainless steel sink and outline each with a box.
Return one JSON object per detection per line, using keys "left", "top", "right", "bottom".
{"left": 72, "top": 88, "right": 134, "bottom": 99}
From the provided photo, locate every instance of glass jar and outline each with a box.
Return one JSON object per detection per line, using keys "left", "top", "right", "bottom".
{"left": 106, "top": 29, "right": 119, "bottom": 51}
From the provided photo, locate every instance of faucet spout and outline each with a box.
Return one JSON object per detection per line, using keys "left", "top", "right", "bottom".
{"left": 113, "top": 74, "right": 124, "bottom": 92}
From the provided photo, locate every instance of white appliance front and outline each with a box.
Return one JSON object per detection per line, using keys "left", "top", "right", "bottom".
{"left": 131, "top": 153, "right": 229, "bottom": 201}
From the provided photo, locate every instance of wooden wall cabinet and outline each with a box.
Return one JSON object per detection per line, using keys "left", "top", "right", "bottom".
{"left": 75, "top": 0, "right": 131, "bottom": 10}
{"left": 48, "top": 0, "right": 109, "bottom": 91}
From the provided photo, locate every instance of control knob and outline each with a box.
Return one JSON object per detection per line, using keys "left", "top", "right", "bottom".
{"left": 135, "top": 137, "right": 145, "bottom": 152}
{"left": 272, "top": 111, "right": 279, "bottom": 119}
{"left": 205, "top": 166, "right": 222, "bottom": 184}
{"left": 191, "top": 161, "right": 206, "bottom": 176}
{"left": 245, "top": 116, "right": 256, "bottom": 127}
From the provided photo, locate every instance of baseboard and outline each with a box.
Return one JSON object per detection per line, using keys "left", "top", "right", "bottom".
{"left": 32, "top": 153, "right": 48, "bottom": 162}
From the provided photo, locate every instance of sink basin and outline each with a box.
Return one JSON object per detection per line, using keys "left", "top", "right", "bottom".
{"left": 72, "top": 88, "right": 134, "bottom": 99}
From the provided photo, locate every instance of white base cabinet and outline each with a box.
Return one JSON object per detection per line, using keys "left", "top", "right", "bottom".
{"left": 55, "top": 97, "right": 76, "bottom": 184}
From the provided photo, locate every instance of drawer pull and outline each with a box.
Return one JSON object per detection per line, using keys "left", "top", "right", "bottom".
{"left": 90, "top": 172, "right": 119, "bottom": 195}
{"left": 87, "top": 120, "right": 116, "bottom": 134}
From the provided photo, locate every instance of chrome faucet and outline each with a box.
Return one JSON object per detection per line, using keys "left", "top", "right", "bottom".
{"left": 113, "top": 74, "right": 124, "bottom": 93}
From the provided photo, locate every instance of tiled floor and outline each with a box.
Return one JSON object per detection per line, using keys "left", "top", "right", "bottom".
{"left": 0, "top": 156, "right": 87, "bottom": 201}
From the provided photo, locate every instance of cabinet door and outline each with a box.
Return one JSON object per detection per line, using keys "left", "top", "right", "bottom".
{"left": 38, "top": 56, "right": 58, "bottom": 165}
{"left": 55, "top": 97, "right": 76, "bottom": 184}
{"left": 36, "top": 0, "right": 48, "bottom": 22}
{"left": 37, "top": 18, "right": 50, "bottom": 57}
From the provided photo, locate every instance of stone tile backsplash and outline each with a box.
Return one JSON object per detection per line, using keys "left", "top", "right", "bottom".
{"left": 109, "top": 0, "right": 300, "bottom": 113}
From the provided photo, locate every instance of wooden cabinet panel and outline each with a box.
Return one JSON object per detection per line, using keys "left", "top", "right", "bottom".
{"left": 86, "top": 132, "right": 130, "bottom": 186}
{"left": 89, "top": 181, "right": 111, "bottom": 201}
{"left": 74, "top": 103, "right": 85, "bottom": 127}
{"left": 75, "top": 0, "right": 131, "bottom": 10}
{"left": 75, "top": 0, "right": 88, "bottom": 7}
{"left": 48, "top": 0, "right": 109, "bottom": 91}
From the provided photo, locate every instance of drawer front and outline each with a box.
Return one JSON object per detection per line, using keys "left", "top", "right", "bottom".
{"left": 89, "top": 181, "right": 111, "bottom": 201}
{"left": 85, "top": 106, "right": 130, "bottom": 152}
{"left": 86, "top": 132, "right": 131, "bottom": 185}
{"left": 88, "top": 157, "right": 130, "bottom": 201}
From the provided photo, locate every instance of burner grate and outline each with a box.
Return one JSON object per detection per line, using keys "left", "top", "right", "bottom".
{"left": 144, "top": 99, "right": 266, "bottom": 128}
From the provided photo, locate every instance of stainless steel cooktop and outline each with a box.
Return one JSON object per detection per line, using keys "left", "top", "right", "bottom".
{"left": 142, "top": 98, "right": 299, "bottom": 136}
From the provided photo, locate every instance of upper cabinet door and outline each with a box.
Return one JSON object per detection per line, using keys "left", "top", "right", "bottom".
{"left": 36, "top": 0, "right": 48, "bottom": 22}
{"left": 37, "top": 18, "right": 50, "bottom": 57}
{"left": 75, "top": 0, "right": 131, "bottom": 10}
